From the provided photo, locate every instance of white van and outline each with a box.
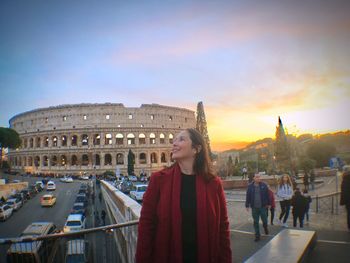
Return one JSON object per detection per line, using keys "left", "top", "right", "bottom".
{"left": 63, "top": 214, "right": 86, "bottom": 233}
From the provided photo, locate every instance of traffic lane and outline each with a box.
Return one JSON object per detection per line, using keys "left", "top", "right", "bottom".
{"left": 0, "top": 180, "right": 81, "bottom": 238}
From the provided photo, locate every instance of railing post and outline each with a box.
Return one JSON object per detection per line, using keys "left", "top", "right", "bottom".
{"left": 331, "top": 196, "right": 334, "bottom": 214}
{"left": 316, "top": 195, "right": 319, "bottom": 213}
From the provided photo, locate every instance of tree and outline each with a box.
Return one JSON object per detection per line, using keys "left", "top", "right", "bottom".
{"left": 196, "top": 101, "right": 213, "bottom": 159}
{"left": 127, "top": 149, "right": 135, "bottom": 175}
{"left": 227, "top": 156, "right": 233, "bottom": 176}
{"left": 0, "top": 127, "right": 21, "bottom": 168}
{"left": 234, "top": 156, "right": 239, "bottom": 166}
{"left": 298, "top": 156, "right": 316, "bottom": 174}
{"left": 274, "top": 117, "right": 291, "bottom": 173}
{"left": 306, "top": 141, "right": 336, "bottom": 168}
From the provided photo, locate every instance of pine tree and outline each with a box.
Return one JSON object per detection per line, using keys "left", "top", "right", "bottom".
{"left": 196, "top": 101, "right": 213, "bottom": 159}
{"left": 274, "top": 116, "right": 291, "bottom": 173}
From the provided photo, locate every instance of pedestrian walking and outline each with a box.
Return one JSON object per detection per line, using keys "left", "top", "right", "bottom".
{"left": 277, "top": 174, "right": 293, "bottom": 227}
{"left": 94, "top": 211, "right": 100, "bottom": 227}
{"left": 303, "top": 172, "right": 309, "bottom": 191}
{"left": 136, "top": 129, "right": 232, "bottom": 263}
{"left": 310, "top": 169, "right": 315, "bottom": 190}
{"left": 101, "top": 209, "right": 106, "bottom": 225}
{"left": 291, "top": 188, "right": 308, "bottom": 228}
{"left": 98, "top": 192, "right": 102, "bottom": 203}
{"left": 302, "top": 189, "right": 312, "bottom": 223}
{"left": 248, "top": 172, "right": 254, "bottom": 183}
{"left": 267, "top": 184, "right": 276, "bottom": 225}
{"left": 91, "top": 192, "right": 95, "bottom": 204}
{"left": 340, "top": 170, "right": 350, "bottom": 232}
{"left": 242, "top": 167, "right": 248, "bottom": 180}
{"left": 245, "top": 174, "right": 271, "bottom": 242}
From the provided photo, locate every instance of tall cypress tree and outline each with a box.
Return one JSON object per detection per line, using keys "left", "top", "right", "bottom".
{"left": 274, "top": 117, "right": 291, "bottom": 173}
{"left": 196, "top": 101, "right": 213, "bottom": 159}
{"left": 127, "top": 149, "right": 135, "bottom": 175}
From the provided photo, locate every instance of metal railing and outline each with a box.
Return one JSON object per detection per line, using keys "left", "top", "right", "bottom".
{"left": 0, "top": 220, "right": 139, "bottom": 263}
{"left": 314, "top": 191, "right": 341, "bottom": 215}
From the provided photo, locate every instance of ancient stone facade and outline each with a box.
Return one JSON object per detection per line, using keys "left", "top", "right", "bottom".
{"left": 8, "top": 103, "right": 195, "bottom": 176}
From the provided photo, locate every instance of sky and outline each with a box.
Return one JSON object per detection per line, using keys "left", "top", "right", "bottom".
{"left": 1, "top": 0, "right": 349, "bottom": 151}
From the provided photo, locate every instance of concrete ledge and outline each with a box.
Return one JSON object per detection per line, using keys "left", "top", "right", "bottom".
{"left": 101, "top": 180, "right": 141, "bottom": 263}
{"left": 245, "top": 229, "right": 317, "bottom": 263}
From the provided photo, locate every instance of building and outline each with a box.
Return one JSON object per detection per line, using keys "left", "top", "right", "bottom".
{"left": 8, "top": 103, "right": 195, "bottom": 176}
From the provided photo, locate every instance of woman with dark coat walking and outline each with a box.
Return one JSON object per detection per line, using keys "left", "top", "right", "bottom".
{"left": 136, "top": 129, "right": 232, "bottom": 263}
{"left": 340, "top": 170, "right": 350, "bottom": 231}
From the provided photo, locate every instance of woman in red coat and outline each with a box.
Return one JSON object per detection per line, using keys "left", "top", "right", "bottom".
{"left": 136, "top": 128, "right": 232, "bottom": 263}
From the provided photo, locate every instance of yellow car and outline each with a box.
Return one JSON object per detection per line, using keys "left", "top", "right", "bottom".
{"left": 40, "top": 194, "right": 57, "bottom": 207}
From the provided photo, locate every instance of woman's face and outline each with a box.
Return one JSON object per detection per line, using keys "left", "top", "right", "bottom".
{"left": 171, "top": 130, "right": 197, "bottom": 161}
{"left": 283, "top": 175, "right": 288, "bottom": 183}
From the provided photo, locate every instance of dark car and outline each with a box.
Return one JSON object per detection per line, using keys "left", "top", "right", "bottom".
{"left": 78, "top": 188, "right": 87, "bottom": 195}
{"left": 70, "top": 202, "right": 86, "bottom": 216}
{"left": 75, "top": 194, "right": 88, "bottom": 207}
{"left": 9, "top": 193, "right": 24, "bottom": 204}
{"left": 120, "top": 181, "right": 133, "bottom": 194}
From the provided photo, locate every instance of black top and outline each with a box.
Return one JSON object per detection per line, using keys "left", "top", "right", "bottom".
{"left": 180, "top": 173, "right": 197, "bottom": 263}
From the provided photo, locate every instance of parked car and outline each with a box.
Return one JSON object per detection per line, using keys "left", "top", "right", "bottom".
{"left": 120, "top": 181, "right": 133, "bottom": 194}
{"left": 6, "top": 198, "right": 23, "bottom": 211}
{"left": 78, "top": 189, "right": 89, "bottom": 197}
{"left": 80, "top": 184, "right": 88, "bottom": 190}
{"left": 41, "top": 194, "right": 57, "bottom": 207}
{"left": 70, "top": 202, "right": 86, "bottom": 216}
{"left": 128, "top": 175, "right": 138, "bottom": 182}
{"left": 0, "top": 204, "right": 13, "bottom": 221}
{"left": 65, "top": 239, "right": 91, "bottom": 263}
{"left": 130, "top": 184, "right": 148, "bottom": 201}
{"left": 80, "top": 176, "right": 89, "bottom": 180}
{"left": 9, "top": 193, "right": 25, "bottom": 203}
{"left": 47, "top": 181, "right": 56, "bottom": 191}
{"left": 75, "top": 194, "right": 88, "bottom": 207}
{"left": 63, "top": 214, "right": 86, "bottom": 233}
{"left": 7, "top": 222, "right": 58, "bottom": 262}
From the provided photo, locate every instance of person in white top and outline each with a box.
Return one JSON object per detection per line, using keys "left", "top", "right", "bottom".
{"left": 276, "top": 174, "right": 293, "bottom": 227}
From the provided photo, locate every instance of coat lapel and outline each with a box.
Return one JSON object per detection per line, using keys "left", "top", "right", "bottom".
{"left": 171, "top": 163, "right": 183, "bottom": 263}
{"left": 196, "top": 174, "right": 210, "bottom": 263}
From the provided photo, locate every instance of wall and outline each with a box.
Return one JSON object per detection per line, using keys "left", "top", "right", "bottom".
{"left": 100, "top": 180, "right": 141, "bottom": 263}
{"left": 0, "top": 182, "right": 28, "bottom": 199}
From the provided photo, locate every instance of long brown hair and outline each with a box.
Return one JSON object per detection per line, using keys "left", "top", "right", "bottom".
{"left": 186, "top": 128, "right": 216, "bottom": 182}
{"left": 278, "top": 174, "right": 292, "bottom": 187}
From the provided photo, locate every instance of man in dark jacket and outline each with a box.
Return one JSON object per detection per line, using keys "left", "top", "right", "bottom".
{"left": 246, "top": 174, "right": 271, "bottom": 241}
{"left": 340, "top": 170, "right": 350, "bottom": 231}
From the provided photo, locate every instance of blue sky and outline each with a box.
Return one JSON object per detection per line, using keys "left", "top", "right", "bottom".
{"left": 1, "top": 0, "right": 349, "bottom": 150}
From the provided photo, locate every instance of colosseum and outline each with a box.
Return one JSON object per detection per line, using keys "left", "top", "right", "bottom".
{"left": 8, "top": 103, "right": 196, "bottom": 176}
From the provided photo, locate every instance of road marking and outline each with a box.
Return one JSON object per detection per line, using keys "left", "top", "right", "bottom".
{"left": 328, "top": 178, "right": 335, "bottom": 185}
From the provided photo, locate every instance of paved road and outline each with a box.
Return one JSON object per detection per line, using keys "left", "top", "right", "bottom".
{"left": 0, "top": 175, "right": 83, "bottom": 238}
{"left": 0, "top": 174, "right": 91, "bottom": 262}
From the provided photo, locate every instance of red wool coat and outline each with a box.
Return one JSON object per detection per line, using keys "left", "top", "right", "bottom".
{"left": 135, "top": 163, "right": 232, "bottom": 263}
